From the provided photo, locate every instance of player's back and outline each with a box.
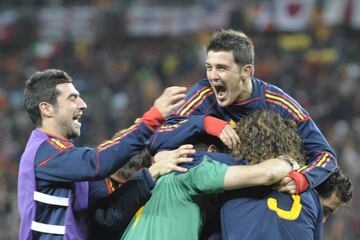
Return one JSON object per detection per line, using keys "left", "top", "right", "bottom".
{"left": 221, "top": 186, "right": 322, "bottom": 240}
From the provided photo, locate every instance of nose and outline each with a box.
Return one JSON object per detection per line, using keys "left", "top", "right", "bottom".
{"left": 207, "top": 69, "right": 219, "bottom": 81}
{"left": 78, "top": 97, "right": 87, "bottom": 111}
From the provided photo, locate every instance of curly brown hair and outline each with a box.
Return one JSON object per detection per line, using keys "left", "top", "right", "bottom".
{"left": 232, "top": 110, "right": 305, "bottom": 166}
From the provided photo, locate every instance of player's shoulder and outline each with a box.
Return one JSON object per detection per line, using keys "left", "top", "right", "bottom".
{"left": 37, "top": 137, "right": 74, "bottom": 157}
{"left": 262, "top": 81, "right": 310, "bottom": 122}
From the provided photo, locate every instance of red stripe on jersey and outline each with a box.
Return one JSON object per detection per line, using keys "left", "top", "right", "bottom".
{"left": 175, "top": 86, "right": 210, "bottom": 115}
{"left": 105, "top": 177, "right": 113, "bottom": 193}
{"left": 47, "top": 139, "right": 64, "bottom": 151}
{"left": 232, "top": 97, "right": 262, "bottom": 106}
{"left": 38, "top": 152, "right": 62, "bottom": 167}
{"left": 184, "top": 91, "right": 214, "bottom": 116}
{"left": 301, "top": 153, "right": 333, "bottom": 174}
{"left": 266, "top": 89, "right": 307, "bottom": 118}
{"left": 265, "top": 98, "right": 300, "bottom": 120}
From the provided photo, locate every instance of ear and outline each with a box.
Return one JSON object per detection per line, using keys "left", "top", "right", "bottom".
{"left": 207, "top": 144, "right": 218, "bottom": 153}
{"left": 242, "top": 64, "right": 254, "bottom": 77}
{"left": 39, "top": 102, "right": 54, "bottom": 118}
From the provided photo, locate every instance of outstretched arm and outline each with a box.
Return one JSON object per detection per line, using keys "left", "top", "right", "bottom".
{"left": 35, "top": 86, "right": 188, "bottom": 182}
{"left": 224, "top": 157, "right": 293, "bottom": 190}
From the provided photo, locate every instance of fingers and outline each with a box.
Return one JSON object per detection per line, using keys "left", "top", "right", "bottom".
{"left": 172, "top": 166, "right": 188, "bottom": 173}
{"left": 219, "top": 125, "right": 240, "bottom": 150}
{"left": 278, "top": 176, "right": 293, "bottom": 186}
{"left": 176, "top": 157, "right": 193, "bottom": 164}
{"left": 154, "top": 86, "right": 187, "bottom": 117}
{"left": 163, "top": 86, "right": 187, "bottom": 96}
{"left": 175, "top": 144, "right": 195, "bottom": 157}
{"left": 169, "top": 99, "right": 185, "bottom": 112}
{"left": 277, "top": 185, "right": 296, "bottom": 195}
{"left": 275, "top": 177, "right": 297, "bottom": 195}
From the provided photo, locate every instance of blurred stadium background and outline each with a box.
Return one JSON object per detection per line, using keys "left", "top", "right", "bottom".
{"left": 0, "top": 0, "right": 359, "bottom": 239}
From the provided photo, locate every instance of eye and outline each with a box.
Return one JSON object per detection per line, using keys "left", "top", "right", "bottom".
{"left": 217, "top": 65, "right": 227, "bottom": 71}
{"left": 69, "top": 95, "right": 77, "bottom": 101}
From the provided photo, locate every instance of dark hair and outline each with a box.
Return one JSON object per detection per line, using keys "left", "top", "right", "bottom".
{"left": 206, "top": 29, "right": 255, "bottom": 67}
{"left": 112, "top": 148, "right": 152, "bottom": 180}
{"left": 316, "top": 168, "right": 353, "bottom": 204}
{"left": 193, "top": 135, "right": 228, "bottom": 153}
{"left": 232, "top": 110, "right": 304, "bottom": 165}
{"left": 24, "top": 69, "right": 72, "bottom": 126}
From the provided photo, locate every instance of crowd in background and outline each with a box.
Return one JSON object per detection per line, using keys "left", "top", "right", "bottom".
{"left": 0, "top": 1, "right": 359, "bottom": 239}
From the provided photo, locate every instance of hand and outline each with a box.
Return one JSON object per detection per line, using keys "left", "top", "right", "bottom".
{"left": 218, "top": 125, "right": 240, "bottom": 150}
{"left": 150, "top": 144, "right": 195, "bottom": 181}
{"left": 258, "top": 156, "right": 293, "bottom": 184}
{"left": 274, "top": 176, "right": 297, "bottom": 195}
{"left": 153, "top": 86, "right": 187, "bottom": 118}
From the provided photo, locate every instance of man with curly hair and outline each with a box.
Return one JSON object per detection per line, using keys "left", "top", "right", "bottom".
{"left": 219, "top": 111, "right": 352, "bottom": 240}
{"left": 120, "top": 110, "right": 302, "bottom": 240}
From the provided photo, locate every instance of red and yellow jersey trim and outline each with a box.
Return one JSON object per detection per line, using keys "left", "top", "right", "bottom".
{"left": 297, "top": 152, "right": 334, "bottom": 174}
{"left": 175, "top": 87, "right": 213, "bottom": 116}
{"left": 97, "top": 122, "right": 140, "bottom": 152}
{"left": 105, "top": 177, "right": 115, "bottom": 193}
{"left": 265, "top": 90, "right": 309, "bottom": 122}
{"left": 47, "top": 138, "right": 74, "bottom": 151}
{"left": 38, "top": 138, "right": 74, "bottom": 167}
{"left": 157, "top": 120, "right": 188, "bottom": 132}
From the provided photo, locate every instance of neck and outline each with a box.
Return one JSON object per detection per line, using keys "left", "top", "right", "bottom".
{"left": 37, "top": 124, "right": 68, "bottom": 140}
{"left": 238, "top": 77, "right": 253, "bottom": 101}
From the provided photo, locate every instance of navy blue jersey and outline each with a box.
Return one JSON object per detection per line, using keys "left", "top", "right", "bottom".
{"left": 32, "top": 118, "right": 154, "bottom": 239}
{"left": 221, "top": 187, "right": 323, "bottom": 240}
{"left": 150, "top": 78, "right": 337, "bottom": 189}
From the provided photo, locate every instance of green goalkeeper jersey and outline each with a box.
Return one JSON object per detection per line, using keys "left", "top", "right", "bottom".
{"left": 121, "top": 154, "right": 228, "bottom": 240}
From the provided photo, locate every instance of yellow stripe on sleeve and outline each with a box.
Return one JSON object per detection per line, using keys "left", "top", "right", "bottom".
{"left": 179, "top": 88, "right": 212, "bottom": 116}
{"left": 265, "top": 93, "right": 305, "bottom": 120}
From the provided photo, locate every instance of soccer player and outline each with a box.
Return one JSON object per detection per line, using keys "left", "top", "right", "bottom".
{"left": 120, "top": 110, "right": 301, "bottom": 240}
{"left": 150, "top": 29, "right": 337, "bottom": 195}
{"left": 17, "top": 69, "right": 193, "bottom": 239}
{"left": 221, "top": 168, "right": 352, "bottom": 240}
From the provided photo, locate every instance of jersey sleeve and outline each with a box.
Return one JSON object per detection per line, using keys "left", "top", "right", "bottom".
{"left": 265, "top": 85, "right": 337, "bottom": 189}
{"left": 89, "top": 169, "right": 153, "bottom": 236}
{"left": 150, "top": 115, "right": 206, "bottom": 152}
{"left": 178, "top": 155, "right": 228, "bottom": 196}
{"left": 150, "top": 80, "right": 219, "bottom": 152}
{"left": 35, "top": 118, "right": 155, "bottom": 182}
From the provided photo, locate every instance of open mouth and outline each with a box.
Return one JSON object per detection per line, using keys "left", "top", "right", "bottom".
{"left": 73, "top": 114, "right": 82, "bottom": 126}
{"left": 213, "top": 84, "right": 227, "bottom": 99}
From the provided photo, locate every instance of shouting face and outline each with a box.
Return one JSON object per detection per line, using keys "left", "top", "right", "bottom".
{"left": 52, "top": 83, "right": 87, "bottom": 139}
{"left": 205, "top": 50, "right": 253, "bottom": 107}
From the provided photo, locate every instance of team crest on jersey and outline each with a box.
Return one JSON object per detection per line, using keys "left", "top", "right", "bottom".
{"left": 229, "top": 119, "right": 237, "bottom": 129}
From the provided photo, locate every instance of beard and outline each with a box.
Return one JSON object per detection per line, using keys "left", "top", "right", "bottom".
{"left": 62, "top": 124, "right": 80, "bottom": 139}
{"left": 55, "top": 116, "right": 81, "bottom": 139}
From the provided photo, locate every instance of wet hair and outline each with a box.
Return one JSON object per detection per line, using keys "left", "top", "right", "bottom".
{"left": 232, "top": 110, "right": 305, "bottom": 165}
{"left": 112, "top": 147, "right": 152, "bottom": 180}
{"left": 24, "top": 69, "right": 72, "bottom": 126}
{"left": 206, "top": 29, "right": 255, "bottom": 67}
{"left": 316, "top": 168, "right": 353, "bottom": 204}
